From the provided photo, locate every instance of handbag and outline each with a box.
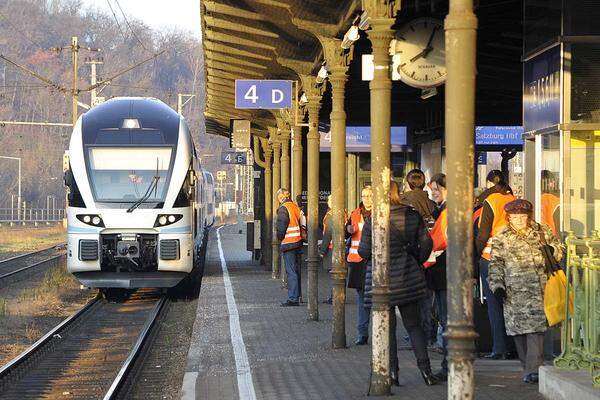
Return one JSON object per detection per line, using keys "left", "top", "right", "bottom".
{"left": 538, "top": 226, "right": 572, "bottom": 326}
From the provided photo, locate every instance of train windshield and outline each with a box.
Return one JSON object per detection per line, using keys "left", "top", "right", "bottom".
{"left": 87, "top": 147, "right": 173, "bottom": 203}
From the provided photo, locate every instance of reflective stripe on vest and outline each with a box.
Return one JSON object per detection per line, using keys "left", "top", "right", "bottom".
{"left": 347, "top": 208, "right": 364, "bottom": 262}
{"left": 481, "top": 192, "right": 515, "bottom": 260}
{"left": 282, "top": 202, "right": 303, "bottom": 245}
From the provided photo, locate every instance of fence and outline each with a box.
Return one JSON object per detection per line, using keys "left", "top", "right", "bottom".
{"left": 554, "top": 231, "right": 600, "bottom": 386}
{"left": 0, "top": 207, "right": 64, "bottom": 223}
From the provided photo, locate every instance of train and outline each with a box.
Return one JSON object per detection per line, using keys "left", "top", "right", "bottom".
{"left": 63, "top": 97, "right": 214, "bottom": 297}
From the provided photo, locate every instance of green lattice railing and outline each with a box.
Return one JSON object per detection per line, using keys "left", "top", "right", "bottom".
{"left": 554, "top": 231, "right": 600, "bottom": 386}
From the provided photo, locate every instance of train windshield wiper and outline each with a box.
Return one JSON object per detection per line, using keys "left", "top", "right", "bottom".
{"left": 126, "top": 175, "right": 160, "bottom": 213}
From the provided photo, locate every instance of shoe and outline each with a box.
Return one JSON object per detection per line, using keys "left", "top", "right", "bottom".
{"left": 505, "top": 351, "right": 519, "bottom": 360}
{"left": 523, "top": 373, "right": 539, "bottom": 384}
{"left": 280, "top": 300, "right": 299, "bottom": 307}
{"left": 483, "top": 352, "right": 505, "bottom": 360}
{"left": 433, "top": 369, "right": 448, "bottom": 382}
{"left": 322, "top": 298, "right": 332, "bottom": 304}
{"left": 354, "top": 336, "right": 368, "bottom": 346}
{"left": 420, "top": 370, "right": 440, "bottom": 386}
{"left": 390, "top": 370, "right": 401, "bottom": 387}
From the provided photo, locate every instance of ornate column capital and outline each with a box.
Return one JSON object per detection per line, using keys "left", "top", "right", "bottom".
{"left": 361, "top": 0, "right": 401, "bottom": 19}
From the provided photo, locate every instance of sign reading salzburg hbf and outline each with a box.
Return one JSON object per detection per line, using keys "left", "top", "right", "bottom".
{"left": 235, "top": 80, "right": 292, "bottom": 109}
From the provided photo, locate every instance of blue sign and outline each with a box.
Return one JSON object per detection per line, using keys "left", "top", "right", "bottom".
{"left": 221, "top": 152, "right": 247, "bottom": 165}
{"left": 523, "top": 47, "right": 561, "bottom": 133}
{"left": 475, "top": 126, "right": 524, "bottom": 146}
{"left": 235, "top": 80, "right": 292, "bottom": 109}
{"left": 320, "top": 126, "right": 408, "bottom": 152}
{"left": 476, "top": 152, "right": 487, "bottom": 165}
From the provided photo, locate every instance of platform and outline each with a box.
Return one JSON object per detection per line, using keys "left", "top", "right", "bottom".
{"left": 181, "top": 223, "right": 545, "bottom": 400}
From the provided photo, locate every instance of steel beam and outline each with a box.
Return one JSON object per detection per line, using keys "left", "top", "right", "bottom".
{"left": 270, "top": 127, "right": 282, "bottom": 280}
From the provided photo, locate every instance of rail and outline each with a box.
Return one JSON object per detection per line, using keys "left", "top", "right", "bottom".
{"left": 0, "top": 253, "right": 65, "bottom": 281}
{"left": 554, "top": 230, "right": 600, "bottom": 386}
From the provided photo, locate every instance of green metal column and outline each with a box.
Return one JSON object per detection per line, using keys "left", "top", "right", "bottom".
{"left": 292, "top": 123, "right": 303, "bottom": 201}
{"left": 271, "top": 131, "right": 282, "bottom": 280}
{"left": 445, "top": 1, "right": 478, "bottom": 398}
{"left": 363, "top": 0, "right": 399, "bottom": 395}
{"left": 261, "top": 138, "right": 273, "bottom": 270}
{"left": 322, "top": 37, "right": 352, "bottom": 349}
{"left": 301, "top": 75, "right": 323, "bottom": 321}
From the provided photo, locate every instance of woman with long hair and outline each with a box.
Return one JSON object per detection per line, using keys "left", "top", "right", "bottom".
{"left": 359, "top": 180, "right": 438, "bottom": 386}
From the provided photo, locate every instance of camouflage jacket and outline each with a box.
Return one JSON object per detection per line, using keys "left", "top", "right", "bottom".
{"left": 488, "top": 223, "right": 563, "bottom": 336}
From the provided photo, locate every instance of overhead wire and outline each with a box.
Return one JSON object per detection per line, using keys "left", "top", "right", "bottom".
{"left": 104, "top": 0, "right": 128, "bottom": 44}
{"left": 113, "top": 0, "right": 153, "bottom": 54}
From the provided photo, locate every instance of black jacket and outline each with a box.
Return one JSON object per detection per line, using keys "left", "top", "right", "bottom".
{"left": 359, "top": 204, "right": 432, "bottom": 307}
{"left": 276, "top": 199, "right": 303, "bottom": 252}
{"left": 426, "top": 202, "right": 447, "bottom": 291}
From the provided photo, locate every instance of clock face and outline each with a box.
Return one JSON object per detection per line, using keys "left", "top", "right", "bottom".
{"left": 393, "top": 17, "right": 446, "bottom": 89}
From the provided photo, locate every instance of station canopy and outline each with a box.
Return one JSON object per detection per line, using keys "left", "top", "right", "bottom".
{"left": 200, "top": 0, "right": 525, "bottom": 139}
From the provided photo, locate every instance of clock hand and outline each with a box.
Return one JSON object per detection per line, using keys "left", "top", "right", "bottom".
{"left": 425, "top": 26, "right": 438, "bottom": 50}
{"left": 409, "top": 47, "right": 433, "bottom": 63}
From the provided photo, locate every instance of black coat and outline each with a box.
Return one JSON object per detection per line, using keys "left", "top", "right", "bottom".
{"left": 359, "top": 204, "right": 433, "bottom": 307}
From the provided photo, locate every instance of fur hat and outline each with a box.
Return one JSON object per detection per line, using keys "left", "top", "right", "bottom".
{"left": 504, "top": 199, "right": 533, "bottom": 214}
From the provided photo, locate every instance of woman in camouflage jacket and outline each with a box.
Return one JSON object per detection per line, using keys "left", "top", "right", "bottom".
{"left": 488, "top": 199, "right": 563, "bottom": 384}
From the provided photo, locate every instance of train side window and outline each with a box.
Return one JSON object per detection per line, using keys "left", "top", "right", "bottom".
{"left": 64, "top": 166, "right": 86, "bottom": 208}
{"left": 174, "top": 165, "right": 194, "bottom": 208}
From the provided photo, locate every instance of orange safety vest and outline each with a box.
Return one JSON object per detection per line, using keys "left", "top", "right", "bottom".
{"left": 480, "top": 192, "right": 515, "bottom": 260}
{"left": 323, "top": 210, "right": 333, "bottom": 250}
{"left": 541, "top": 193, "right": 560, "bottom": 235}
{"left": 347, "top": 208, "right": 365, "bottom": 263}
{"left": 424, "top": 208, "right": 448, "bottom": 268}
{"left": 282, "top": 201, "right": 303, "bottom": 245}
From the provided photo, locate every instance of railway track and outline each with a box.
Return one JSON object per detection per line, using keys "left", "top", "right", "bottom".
{"left": 0, "top": 290, "right": 167, "bottom": 399}
{"left": 0, "top": 244, "right": 66, "bottom": 283}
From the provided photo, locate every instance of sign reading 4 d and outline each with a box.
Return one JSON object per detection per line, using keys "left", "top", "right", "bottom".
{"left": 235, "top": 80, "right": 292, "bottom": 109}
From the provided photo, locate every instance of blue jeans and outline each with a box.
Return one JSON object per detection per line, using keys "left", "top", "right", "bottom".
{"left": 435, "top": 289, "right": 448, "bottom": 372}
{"left": 356, "top": 289, "right": 369, "bottom": 338}
{"left": 480, "top": 258, "right": 514, "bottom": 354}
{"left": 282, "top": 248, "right": 301, "bottom": 302}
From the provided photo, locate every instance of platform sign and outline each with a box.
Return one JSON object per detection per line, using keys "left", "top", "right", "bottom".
{"left": 230, "top": 119, "right": 251, "bottom": 148}
{"left": 235, "top": 80, "right": 292, "bottom": 109}
{"left": 320, "top": 126, "right": 408, "bottom": 152}
{"left": 221, "top": 152, "right": 247, "bottom": 165}
{"left": 476, "top": 152, "right": 487, "bottom": 165}
{"left": 475, "top": 126, "right": 524, "bottom": 146}
{"left": 523, "top": 47, "right": 561, "bottom": 133}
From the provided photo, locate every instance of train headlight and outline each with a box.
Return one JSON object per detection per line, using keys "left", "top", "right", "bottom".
{"left": 76, "top": 214, "right": 105, "bottom": 227}
{"left": 154, "top": 214, "right": 183, "bottom": 227}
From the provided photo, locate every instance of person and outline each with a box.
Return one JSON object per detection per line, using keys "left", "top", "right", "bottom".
{"left": 346, "top": 186, "right": 373, "bottom": 345}
{"left": 540, "top": 170, "right": 560, "bottom": 235}
{"left": 425, "top": 173, "right": 449, "bottom": 380}
{"left": 401, "top": 169, "right": 437, "bottom": 345}
{"left": 487, "top": 199, "right": 563, "bottom": 383}
{"left": 275, "top": 188, "right": 303, "bottom": 306}
{"left": 359, "top": 180, "right": 438, "bottom": 387}
{"left": 475, "top": 170, "right": 516, "bottom": 359}
{"left": 320, "top": 195, "right": 333, "bottom": 304}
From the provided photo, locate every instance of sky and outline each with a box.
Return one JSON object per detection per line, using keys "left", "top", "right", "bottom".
{"left": 81, "top": 0, "right": 201, "bottom": 39}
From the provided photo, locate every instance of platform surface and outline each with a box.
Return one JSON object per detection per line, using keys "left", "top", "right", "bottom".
{"left": 181, "top": 223, "right": 545, "bottom": 400}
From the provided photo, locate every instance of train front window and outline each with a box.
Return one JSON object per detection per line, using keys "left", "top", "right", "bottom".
{"left": 87, "top": 147, "right": 172, "bottom": 203}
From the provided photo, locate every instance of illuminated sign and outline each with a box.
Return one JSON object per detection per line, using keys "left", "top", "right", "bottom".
{"left": 475, "top": 126, "right": 524, "bottom": 145}
{"left": 523, "top": 47, "right": 561, "bottom": 133}
{"left": 320, "top": 126, "right": 408, "bottom": 152}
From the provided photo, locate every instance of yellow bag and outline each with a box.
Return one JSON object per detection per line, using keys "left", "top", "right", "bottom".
{"left": 544, "top": 270, "right": 572, "bottom": 326}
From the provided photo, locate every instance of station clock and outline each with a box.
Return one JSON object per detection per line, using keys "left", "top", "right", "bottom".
{"left": 392, "top": 17, "right": 446, "bottom": 89}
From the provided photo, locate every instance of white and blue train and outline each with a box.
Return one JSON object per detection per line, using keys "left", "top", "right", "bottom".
{"left": 63, "top": 97, "right": 214, "bottom": 295}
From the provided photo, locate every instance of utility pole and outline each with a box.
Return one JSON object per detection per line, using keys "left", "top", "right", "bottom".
{"left": 71, "top": 36, "right": 79, "bottom": 127}
{"left": 0, "top": 156, "right": 21, "bottom": 221}
{"left": 177, "top": 93, "right": 195, "bottom": 115}
{"left": 85, "top": 58, "right": 104, "bottom": 107}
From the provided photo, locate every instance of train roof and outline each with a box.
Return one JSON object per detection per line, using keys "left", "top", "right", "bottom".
{"left": 81, "top": 97, "right": 181, "bottom": 146}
